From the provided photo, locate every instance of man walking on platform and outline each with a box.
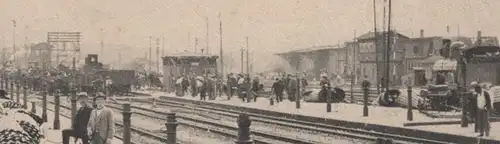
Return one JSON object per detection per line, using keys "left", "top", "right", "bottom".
{"left": 88, "top": 95, "right": 115, "bottom": 144}
{"left": 62, "top": 93, "right": 93, "bottom": 144}
{"left": 473, "top": 83, "right": 492, "bottom": 137}
{"left": 271, "top": 78, "right": 285, "bottom": 103}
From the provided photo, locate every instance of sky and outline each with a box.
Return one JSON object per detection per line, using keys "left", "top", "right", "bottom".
{"left": 0, "top": 0, "right": 499, "bottom": 72}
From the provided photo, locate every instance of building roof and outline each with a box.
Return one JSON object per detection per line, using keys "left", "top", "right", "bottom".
{"left": 165, "top": 51, "right": 218, "bottom": 58}
{"left": 275, "top": 44, "right": 345, "bottom": 56}
{"left": 357, "top": 31, "right": 410, "bottom": 40}
{"left": 432, "top": 59, "right": 457, "bottom": 71}
{"left": 421, "top": 55, "right": 445, "bottom": 64}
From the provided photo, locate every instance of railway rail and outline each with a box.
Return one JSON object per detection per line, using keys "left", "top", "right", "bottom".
{"left": 106, "top": 101, "right": 336, "bottom": 144}
{"left": 128, "top": 98, "right": 452, "bottom": 144}
{"left": 36, "top": 97, "right": 169, "bottom": 144}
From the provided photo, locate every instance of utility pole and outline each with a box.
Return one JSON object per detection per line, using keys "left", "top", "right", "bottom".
{"left": 373, "top": 0, "right": 380, "bottom": 94}
{"left": 12, "top": 20, "right": 16, "bottom": 65}
{"left": 219, "top": 13, "right": 224, "bottom": 78}
{"left": 149, "top": 36, "right": 152, "bottom": 87}
{"left": 162, "top": 36, "right": 165, "bottom": 57}
{"left": 118, "top": 51, "right": 122, "bottom": 69}
{"left": 100, "top": 41, "right": 104, "bottom": 57}
{"left": 385, "top": 0, "right": 392, "bottom": 92}
{"left": 25, "top": 25, "right": 29, "bottom": 68}
{"left": 187, "top": 32, "right": 191, "bottom": 52}
{"left": 195, "top": 37, "right": 198, "bottom": 53}
{"left": 240, "top": 48, "right": 244, "bottom": 73}
{"left": 350, "top": 30, "right": 357, "bottom": 103}
{"left": 156, "top": 38, "right": 160, "bottom": 73}
{"left": 246, "top": 36, "right": 249, "bottom": 74}
{"left": 206, "top": 17, "right": 209, "bottom": 54}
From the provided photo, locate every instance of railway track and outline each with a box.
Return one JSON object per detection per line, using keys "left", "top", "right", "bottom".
{"left": 105, "top": 101, "right": 340, "bottom": 144}
{"left": 36, "top": 97, "right": 170, "bottom": 144}
{"left": 129, "top": 98, "right": 452, "bottom": 144}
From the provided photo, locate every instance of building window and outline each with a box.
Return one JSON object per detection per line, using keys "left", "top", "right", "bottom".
{"left": 413, "top": 46, "right": 419, "bottom": 55}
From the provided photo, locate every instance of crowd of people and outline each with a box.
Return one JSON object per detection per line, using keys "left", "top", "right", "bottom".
{"left": 173, "top": 71, "right": 351, "bottom": 103}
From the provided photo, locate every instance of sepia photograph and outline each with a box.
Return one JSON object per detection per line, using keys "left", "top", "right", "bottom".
{"left": 0, "top": 0, "right": 499, "bottom": 143}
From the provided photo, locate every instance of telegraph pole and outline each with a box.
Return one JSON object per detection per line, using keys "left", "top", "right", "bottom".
{"left": 156, "top": 38, "right": 160, "bottom": 73}
{"left": 206, "top": 17, "right": 209, "bottom": 54}
{"left": 240, "top": 48, "right": 244, "bottom": 73}
{"left": 350, "top": 30, "right": 357, "bottom": 103}
{"left": 162, "top": 36, "right": 165, "bottom": 57}
{"left": 12, "top": 20, "right": 16, "bottom": 64}
{"left": 187, "top": 32, "right": 191, "bottom": 52}
{"left": 373, "top": 0, "right": 380, "bottom": 94}
{"left": 195, "top": 37, "right": 198, "bottom": 53}
{"left": 219, "top": 13, "right": 224, "bottom": 78}
{"left": 385, "top": 0, "right": 392, "bottom": 91}
{"left": 245, "top": 36, "right": 249, "bottom": 74}
{"left": 149, "top": 36, "right": 152, "bottom": 87}
{"left": 100, "top": 41, "right": 104, "bottom": 57}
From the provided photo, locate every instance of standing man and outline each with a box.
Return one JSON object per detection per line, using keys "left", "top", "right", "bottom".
{"left": 104, "top": 76, "right": 113, "bottom": 97}
{"left": 474, "top": 83, "right": 492, "bottom": 137}
{"left": 227, "top": 73, "right": 237, "bottom": 100}
{"left": 88, "top": 95, "right": 115, "bottom": 144}
{"left": 251, "top": 76, "right": 260, "bottom": 102}
{"left": 62, "top": 92, "right": 93, "bottom": 144}
{"left": 271, "top": 78, "right": 285, "bottom": 103}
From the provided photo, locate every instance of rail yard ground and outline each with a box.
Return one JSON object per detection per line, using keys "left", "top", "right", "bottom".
{"left": 139, "top": 90, "right": 500, "bottom": 143}
{"left": 20, "top": 90, "right": 500, "bottom": 144}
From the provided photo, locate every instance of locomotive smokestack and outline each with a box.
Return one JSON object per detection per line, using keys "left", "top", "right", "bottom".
{"left": 420, "top": 29, "right": 424, "bottom": 38}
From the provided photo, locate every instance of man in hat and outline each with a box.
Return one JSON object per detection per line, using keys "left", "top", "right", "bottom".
{"left": 62, "top": 92, "right": 93, "bottom": 144}
{"left": 87, "top": 95, "right": 115, "bottom": 144}
{"left": 473, "top": 82, "right": 493, "bottom": 137}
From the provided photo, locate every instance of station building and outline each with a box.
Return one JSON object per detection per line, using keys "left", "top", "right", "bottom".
{"left": 275, "top": 30, "right": 499, "bottom": 87}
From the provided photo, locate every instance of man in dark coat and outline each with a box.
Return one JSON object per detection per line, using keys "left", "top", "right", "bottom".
{"left": 227, "top": 73, "right": 237, "bottom": 100}
{"left": 271, "top": 78, "right": 285, "bottom": 102}
{"left": 62, "top": 93, "right": 93, "bottom": 144}
{"left": 251, "top": 76, "right": 260, "bottom": 102}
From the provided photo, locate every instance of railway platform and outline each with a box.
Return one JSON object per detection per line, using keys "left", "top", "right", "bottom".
{"left": 138, "top": 90, "right": 500, "bottom": 143}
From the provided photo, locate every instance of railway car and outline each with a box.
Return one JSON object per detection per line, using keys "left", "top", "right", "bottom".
{"left": 418, "top": 40, "right": 500, "bottom": 112}
{"left": 76, "top": 54, "right": 136, "bottom": 95}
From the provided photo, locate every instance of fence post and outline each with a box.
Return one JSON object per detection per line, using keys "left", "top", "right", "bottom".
{"left": 235, "top": 114, "right": 253, "bottom": 144}
{"left": 23, "top": 86, "right": 28, "bottom": 109}
{"left": 31, "top": 101, "right": 36, "bottom": 113}
{"left": 53, "top": 92, "right": 60, "bottom": 130}
{"left": 42, "top": 86, "right": 48, "bottom": 122}
{"left": 326, "top": 85, "right": 332, "bottom": 113}
{"left": 461, "top": 91, "right": 468, "bottom": 127}
{"left": 15, "top": 84, "right": 20, "bottom": 104}
{"left": 10, "top": 82, "right": 14, "bottom": 100}
{"left": 295, "top": 73, "right": 301, "bottom": 109}
{"left": 363, "top": 81, "right": 369, "bottom": 117}
{"left": 165, "top": 113, "right": 178, "bottom": 144}
{"left": 122, "top": 103, "right": 132, "bottom": 144}
{"left": 407, "top": 86, "right": 413, "bottom": 121}
{"left": 0, "top": 75, "right": 3, "bottom": 89}
{"left": 70, "top": 88, "right": 77, "bottom": 122}
{"left": 269, "top": 93, "right": 274, "bottom": 106}
{"left": 5, "top": 78, "right": 9, "bottom": 91}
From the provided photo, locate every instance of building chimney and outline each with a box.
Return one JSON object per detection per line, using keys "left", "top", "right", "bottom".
{"left": 420, "top": 29, "right": 424, "bottom": 38}
{"left": 477, "top": 30, "right": 482, "bottom": 45}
